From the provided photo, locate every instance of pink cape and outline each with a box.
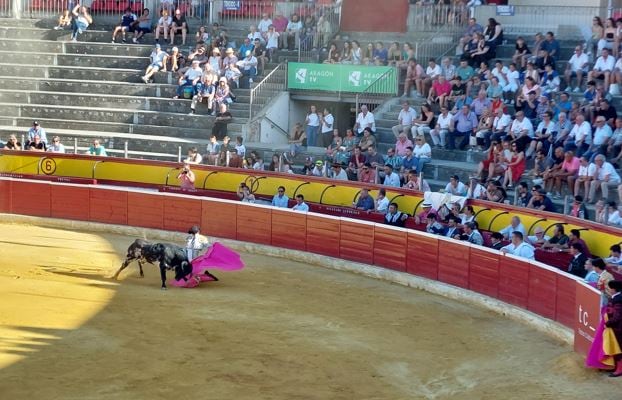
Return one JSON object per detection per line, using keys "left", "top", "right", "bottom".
{"left": 170, "top": 243, "right": 244, "bottom": 288}
{"left": 585, "top": 308, "right": 620, "bottom": 370}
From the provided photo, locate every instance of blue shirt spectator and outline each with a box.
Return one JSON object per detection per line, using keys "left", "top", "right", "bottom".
{"left": 271, "top": 187, "right": 289, "bottom": 208}
{"left": 354, "top": 189, "right": 375, "bottom": 211}
{"left": 454, "top": 107, "right": 478, "bottom": 133}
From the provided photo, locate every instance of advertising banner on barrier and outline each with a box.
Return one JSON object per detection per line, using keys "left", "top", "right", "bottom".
{"left": 287, "top": 62, "right": 397, "bottom": 93}
{"left": 574, "top": 282, "right": 602, "bottom": 356}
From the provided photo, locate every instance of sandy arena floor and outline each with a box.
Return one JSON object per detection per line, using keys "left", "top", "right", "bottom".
{"left": 0, "top": 222, "right": 620, "bottom": 399}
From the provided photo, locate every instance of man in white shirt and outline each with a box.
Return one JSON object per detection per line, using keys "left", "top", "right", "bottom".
{"left": 391, "top": 101, "right": 417, "bottom": 139}
{"left": 509, "top": 111, "right": 534, "bottom": 151}
{"left": 565, "top": 45, "right": 589, "bottom": 92}
{"left": 430, "top": 106, "right": 453, "bottom": 148}
{"left": 422, "top": 57, "right": 442, "bottom": 97}
{"left": 499, "top": 216, "right": 527, "bottom": 239}
{"left": 591, "top": 116, "right": 613, "bottom": 157}
{"left": 589, "top": 154, "right": 621, "bottom": 202}
{"left": 571, "top": 156, "right": 597, "bottom": 198}
{"left": 501, "top": 231, "right": 535, "bottom": 260}
{"left": 491, "top": 60, "right": 509, "bottom": 87}
{"left": 257, "top": 13, "right": 272, "bottom": 33}
{"left": 491, "top": 107, "right": 511, "bottom": 144}
{"left": 331, "top": 163, "right": 348, "bottom": 180}
{"left": 353, "top": 104, "right": 375, "bottom": 135}
{"left": 320, "top": 108, "right": 334, "bottom": 147}
{"left": 383, "top": 164, "right": 401, "bottom": 187}
{"left": 444, "top": 175, "right": 467, "bottom": 196}
{"left": 570, "top": 114, "right": 592, "bottom": 157}
{"left": 588, "top": 48, "right": 615, "bottom": 92}
{"left": 236, "top": 50, "right": 258, "bottom": 81}
{"left": 292, "top": 194, "right": 309, "bottom": 212}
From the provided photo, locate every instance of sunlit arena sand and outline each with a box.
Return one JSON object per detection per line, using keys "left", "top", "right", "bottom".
{"left": 0, "top": 222, "right": 619, "bottom": 399}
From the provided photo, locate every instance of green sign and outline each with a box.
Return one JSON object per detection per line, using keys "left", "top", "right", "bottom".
{"left": 287, "top": 62, "right": 397, "bottom": 94}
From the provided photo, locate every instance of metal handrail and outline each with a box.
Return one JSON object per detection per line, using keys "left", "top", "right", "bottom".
{"left": 355, "top": 67, "right": 399, "bottom": 112}
{"left": 92, "top": 160, "right": 104, "bottom": 180}
{"left": 487, "top": 211, "right": 508, "bottom": 231}
{"left": 249, "top": 62, "right": 286, "bottom": 120}
{"left": 292, "top": 181, "right": 310, "bottom": 197}
{"left": 319, "top": 184, "right": 336, "bottom": 204}
{"left": 165, "top": 167, "right": 181, "bottom": 186}
{"left": 201, "top": 171, "right": 218, "bottom": 189}
{"left": 527, "top": 218, "right": 547, "bottom": 235}
{"left": 262, "top": 115, "right": 290, "bottom": 139}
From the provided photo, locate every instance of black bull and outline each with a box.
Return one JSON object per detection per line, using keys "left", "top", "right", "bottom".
{"left": 112, "top": 239, "right": 193, "bottom": 289}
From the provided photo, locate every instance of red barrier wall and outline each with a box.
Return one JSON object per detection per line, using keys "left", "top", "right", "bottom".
{"left": 0, "top": 178, "right": 601, "bottom": 359}
{"left": 340, "top": 0, "right": 409, "bottom": 33}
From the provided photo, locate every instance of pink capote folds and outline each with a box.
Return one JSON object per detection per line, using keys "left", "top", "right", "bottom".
{"left": 170, "top": 242, "right": 245, "bottom": 288}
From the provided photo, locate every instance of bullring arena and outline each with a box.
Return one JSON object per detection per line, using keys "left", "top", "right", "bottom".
{"left": 0, "top": 219, "right": 617, "bottom": 399}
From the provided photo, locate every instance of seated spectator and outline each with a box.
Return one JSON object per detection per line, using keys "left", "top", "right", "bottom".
{"left": 404, "top": 170, "right": 430, "bottom": 192}
{"left": 470, "top": 91, "right": 492, "bottom": 119}
{"left": 461, "top": 221, "right": 484, "bottom": 245}
{"left": 403, "top": 58, "right": 424, "bottom": 97}
{"left": 324, "top": 43, "right": 341, "bottom": 64}
{"left": 4, "top": 134, "right": 21, "bottom": 150}
{"left": 502, "top": 142, "right": 526, "bottom": 189}
{"left": 568, "top": 229, "right": 591, "bottom": 258}
{"left": 27, "top": 134, "right": 46, "bottom": 152}
{"left": 212, "top": 103, "right": 233, "bottom": 140}
{"left": 87, "top": 139, "right": 107, "bottom": 156}
{"left": 190, "top": 73, "right": 215, "bottom": 115}
{"left": 508, "top": 111, "right": 534, "bottom": 153}
{"left": 474, "top": 107, "right": 493, "bottom": 151}
{"left": 185, "top": 147, "right": 202, "bottom": 164}
{"left": 490, "top": 108, "right": 511, "bottom": 145}
{"left": 467, "top": 176, "right": 486, "bottom": 199}
{"left": 384, "top": 148, "right": 403, "bottom": 171}
{"left": 286, "top": 123, "right": 306, "bottom": 160}
{"left": 54, "top": 9, "right": 71, "bottom": 30}
{"left": 392, "top": 101, "right": 417, "bottom": 139}
{"left": 169, "top": 9, "right": 188, "bottom": 45}
{"left": 430, "top": 106, "right": 453, "bottom": 148}
{"left": 236, "top": 182, "right": 255, "bottom": 203}
{"left": 516, "top": 182, "right": 531, "bottom": 207}
{"left": 412, "top": 135, "right": 432, "bottom": 173}
{"left": 605, "top": 244, "right": 622, "bottom": 270}
{"left": 383, "top": 164, "right": 401, "bottom": 187}
{"left": 448, "top": 105, "right": 478, "bottom": 150}
{"left": 499, "top": 216, "right": 526, "bottom": 239}
{"left": 238, "top": 37, "right": 255, "bottom": 59}
{"left": 541, "top": 223, "right": 570, "bottom": 250}
{"left": 282, "top": 14, "right": 302, "bottom": 50}
{"left": 271, "top": 186, "right": 289, "bottom": 208}
{"left": 177, "top": 161, "right": 196, "bottom": 190}
{"left": 527, "top": 188, "right": 556, "bottom": 212}
{"left": 445, "top": 175, "right": 467, "bottom": 196}
{"left": 445, "top": 215, "right": 462, "bottom": 239}
{"left": 70, "top": 4, "right": 92, "bottom": 42}
{"left": 571, "top": 156, "right": 596, "bottom": 198}
{"left": 481, "top": 179, "right": 506, "bottom": 203}
{"left": 607, "top": 201, "right": 621, "bottom": 225}
{"left": 587, "top": 48, "right": 615, "bottom": 92}
{"left": 414, "top": 201, "right": 437, "bottom": 224}
{"left": 375, "top": 188, "right": 390, "bottom": 213}
{"left": 331, "top": 163, "right": 348, "bottom": 181}
{"left": 527, "top": 226, "right": 550, "bottom": 246}
{"left": 426, "top": 213, "right": 446, "bottom": 235}
{"left": 384, "top": 202, "right": 409, "bottom": 227}
{"left": 428, "top": 75, "right": 451, "bottom": 108}
{"left": 512, "top": 36, "right": 531, "bottom": 69}
{"left": 142, "top": 44, "right": 168, "bottom": 83}
{"left": 237, "top": 50, "right": 258, "bottom": 83}
{"left": 489, "top": 232, "right": 504, "bottom": 250}
{"left": 589, "top": 154, "right": 621, "bottom": 202}
{"left": 358, "top": 162, "right": 376, "bottom": 184}
{"left": 174, "top": 60, "right": 203, "bottom": 99}
{"left": 111, "top": 7, "right": 137, "bottom": 43}
{"left": 223, "top": 63, "right": 242, "bottom": 88}
{"left": 418, "top": 58, "right": 442, "bottom": 97}
{"left": 500, "top": 231, "right": 535, "bottom": 259}
{"left": 154, "top": 9, "right": 172, "bottom": 43}
{"left": 569, "top": 195, "right": 589, "bottom": 220}
{"left": 204, "top": 135, "right": 220, "bottom": 165}
{"left": 311, "top": 160, "right": 326, "bottom": 177}
{"left": 227, "top": 149, "right": 243, "bottom": 168}
{"left": 353, "top": 188, "right": 375, "bottom": 211}
{"left": 395, "top": 133, "right": 414, "bottom": 158}
{"left": 365, "top": 146, "right": 384, "bottom": 168}
{"left": 132, "top": 8, "right": 152, "bottom": 43}
{"left": 567, "top": 243, "right": 588, "bottom": 278}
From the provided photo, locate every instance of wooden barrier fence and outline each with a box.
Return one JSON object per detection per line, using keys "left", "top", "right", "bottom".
{"left": 0, "top": 178, "right": 602, "bottom": 358}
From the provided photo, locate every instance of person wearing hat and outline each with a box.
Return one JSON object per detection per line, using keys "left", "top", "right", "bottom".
{"left": 414, "top": 201, "right": 437, "bottom": 224}
{"left": 236, "top": 49, "right": 258, "bottom": 84}
{"left": 223, "top": 47, "right": 238, "bottom": 69}
{"left": 27, "top": 121, "right": 47, "bottom": 146}
{"left": 331, "top": 162, "right": 348, "bottom": 181}
{"left": 173, "top": 59, "right": 203, "bottom": 99}
{"left": 186, "top": 225, "right": 209, "bottom": 260}
{"left": 311, "top": 159, "right": 326, "bottom": 177}
{"left": 142, "top": 43, "right": 169, "bottom": 83}
{"left": 208, "top": 47, "right": 222, "bottom": 75}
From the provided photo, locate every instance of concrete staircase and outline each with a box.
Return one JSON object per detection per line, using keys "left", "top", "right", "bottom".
{"left": 0, "top": 18, "right": 285, "bottom": 159}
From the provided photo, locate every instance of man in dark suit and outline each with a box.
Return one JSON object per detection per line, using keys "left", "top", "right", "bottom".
{"left": 490, "top": 232, "right": 504, "bottom": 250}
{"left": 567, "top": 242, "right": 587, "bottom": 278}
{"left": 445, "top": 215, "right": 462, "bottom": 239}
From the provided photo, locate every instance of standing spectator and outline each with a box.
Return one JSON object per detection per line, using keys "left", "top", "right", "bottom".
{"left": 320, "top": 108, "right": 334, "bottom": 147}
{"left": 27, "top": 121, "right": 47, "bottom": 146}
{"left": 264, "top": 25, "right": 279, "bottom": 60}
{"left": 253, "top": 38, "right": 267, "bottom": 73}
{"left": 87, "top": 139, "right": 107, "bottom": 156}
{"left": 500, "top": 231, "right": 535, "bottom": 260}
{"left": 257, "top": 13, "right": 272, "bottom": 34}
{"left": 212, "top": 103, "right": 233, "bottom": 140}
{"left": 392, "top": 101, "right": 417, "bottom": 139}
{"left": 354, "top": 105, "right": 376, "bottom": 136}
{"left": 449, "top": 105, "right": 477, "bottom": 150}
{"left": 305, "top": 105, "right": 321, "bottom": 147}
{"left": 70, "top": 4, "right": 92, "bottom": 42}
{"left": 271, "top": 186, "right": 289, "bottom": 208}
{"left": 177, "top": 161, "right": 195, "bottom": 190}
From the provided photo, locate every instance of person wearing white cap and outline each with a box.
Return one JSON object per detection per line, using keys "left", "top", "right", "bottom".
{"left": 173, "top": 59, "right": 203, "bottom": 99}
{"left": 142, "top": 44, "right": 168, "bottom": 83}
{"left": 414, "top": 201, "right": 437, "bottom": 224}
{"left": 237, "top": 50, "right": 258, "bottom": 83}
{"left": 27, "top": 121, "right": 47, "bottom": 145}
